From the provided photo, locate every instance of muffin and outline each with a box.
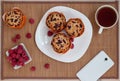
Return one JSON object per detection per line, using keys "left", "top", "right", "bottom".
{"left": 46, "top": 12, "right": 66, "bottom": 32}
{"left": 51, "top": 33, "right": 71, "bottom": 53}
{"left": 65, "top": 18, "right": 85, "bottom": 38}
{"left": 2, "top": 7, "right": 26, "bottom": 29}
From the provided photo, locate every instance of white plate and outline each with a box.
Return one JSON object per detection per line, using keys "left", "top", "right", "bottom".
{"left": 35, "top": 6, "right": 93, "bottom": 63}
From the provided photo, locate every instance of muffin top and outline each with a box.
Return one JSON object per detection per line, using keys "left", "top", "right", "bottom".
{"left": 46, "top": 12, "right": 66, "bottom": 32}
{"left": 51, "top": 33, "right": 71, "bottom": 53}
{"left": 65, "top": 18, "right": 85, "bottom": 38}
{"left": 3, "top": 7, "right": 26, "bottom": 29}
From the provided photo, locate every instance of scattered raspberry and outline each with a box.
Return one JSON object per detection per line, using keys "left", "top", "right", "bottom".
{"left": 44, "top": 63, "right": 50, "bottom": 69}
{"left": 12, "top": 34, "right": 21, "bottom": 43}
{"left": 26, "top": 33, "right": 32, "bottom": 39}
{"left": 70, "top": 37, "right": 74, "bottom": 42}
{"left": 12, "top": 37, "right": 17, "bottom": 43}
{"left": 47, "top": 31, "right": 53, "bottom": 36}
{"left": 15, "top": 34, "right": 21, "bottom": 39}
{"left": 29, "top": 18, "right": 35, "bottom": 24}
{"left": 71, "top": 43, "right": 74, "bottom": 49}
{"left": 30, "top": 66, "right": 36, "bottom": 71}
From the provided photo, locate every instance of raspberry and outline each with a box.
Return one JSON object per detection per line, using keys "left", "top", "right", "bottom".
{"left": 19, "top": 62, "right": 24, "bottom": 66}
{"left": 30, "top": 66, "right": 36, "bottom": 71}
{"left": 14, "top": 49, "right": 18, "bottom": 53}
{"left": 16, "top": 54, "right": 20, "bottom": 59}
{"left": 18, "top": 45, "right": 23, "bottom": 49}
{"left": 44, "top": 63, "right": 50, "bottom": 69}
{"left": 12, "top": 37, "right": 17, "bottom": 43}
{"left": 71, "top": 43, "right": 74, "bottom": 49}
{"left": 19, "top": 57, "right": 24, "bottom": 62}
{"left": 17, "top": 48, "right": 23, "bottom": 54}
{"left": 29, "top": 18, "right": 34, "bottom": 24}
{"left": 23, "top": 56, "right": 29, "bottom": 62}
{"left": 21, "top": 52, "right": 26, "bottom": 57}
{"left": 11, "top": 34, "right": 21, "bottom": 43}
{"left": 11, "top": 61, "right": 16, "bottom": 67}
{"left": 8, "top": 49, "right": 14, "bottom": 54}
{"left": 22, "top": 50, "right": 26, "bottom": 54}
{"left": 12, "top": 58, "right": 17, "bottom": 62}
{"left": 26, "top": 33, "right": 32, "bottom": 39}
{"left": 70, "top": 37, "right": 74, "bottom": 42}
{"left": 11, "top": 53, "right": 16, "bottom": 58}
{"left": 15, "top": 34, "right": 21, "bottom": 39}
{"left": 17, "top": 61, "right": 24, "bottom": 66}
{"left": 47, "top": 31, "right": 53, "bottom": 36}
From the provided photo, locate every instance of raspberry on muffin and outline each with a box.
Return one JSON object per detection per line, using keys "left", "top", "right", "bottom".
{"left": 65, "top": 18, "right": 85, "bottom": 38}
{"left": 2, "top": 7, "right": 26, "bottom": 29}
{"left": 46, "top": 12, "right": 66, "bottom": 33}
{"left": 51, "top": 33, "right": 71, "bottom": 54}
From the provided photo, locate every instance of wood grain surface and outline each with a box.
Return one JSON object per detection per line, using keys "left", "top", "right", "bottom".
{"left": 1, "top": 1, "right": 119, "bottom": 79}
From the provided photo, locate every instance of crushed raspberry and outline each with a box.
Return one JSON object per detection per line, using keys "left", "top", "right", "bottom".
{"left": 12, "top": 37, "right": 17, "bottom": 43}
{"left": 29, "top": 18, "right": 35, "bottom": 24}
{"left": 26, "top": 33, "right": 32, "bottom": 39}
{"left": 47, "top": 31, "right": 53, "bottom": 36}
{"left": 70, "top": 37, "right": 74, "bottom": 42}
{"left": 44, "top": 63, "right": 50, "bottom": 69}
{"left": 15, "top": 34, "right": 21, "bottom": 39}
{"left": 71, "top": 43, "right": 74, "bottom": 49}
{"left": 30, "top": 66, "right": 36, "bottom": 71}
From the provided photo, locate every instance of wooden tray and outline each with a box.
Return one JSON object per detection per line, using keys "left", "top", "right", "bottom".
{"left": 1, "top": 1, "right": 119, "bottom": 79}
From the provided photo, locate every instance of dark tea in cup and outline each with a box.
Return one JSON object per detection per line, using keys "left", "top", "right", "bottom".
{"left": 95, "top": 5, "right": 118, "bottom": 34}
{"left": 97, "top": 7, "right": 117, "bottom": 27}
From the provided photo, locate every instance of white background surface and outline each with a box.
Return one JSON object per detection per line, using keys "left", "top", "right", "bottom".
{"left": 0, "top": 0, "right": 120, "bottom": 81}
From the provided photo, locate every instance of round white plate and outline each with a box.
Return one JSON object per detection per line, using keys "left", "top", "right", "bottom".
{"left": 35, "top": 6, "right": 93, "bottom": 63}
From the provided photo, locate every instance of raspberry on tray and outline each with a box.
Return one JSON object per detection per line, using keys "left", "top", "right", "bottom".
{"left": 6, "top": 43, "right": 32, "bottom": 70}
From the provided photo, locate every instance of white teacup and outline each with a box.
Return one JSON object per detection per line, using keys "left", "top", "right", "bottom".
{"left": 95, "top": 5, "right": 118, "bottom": 34}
